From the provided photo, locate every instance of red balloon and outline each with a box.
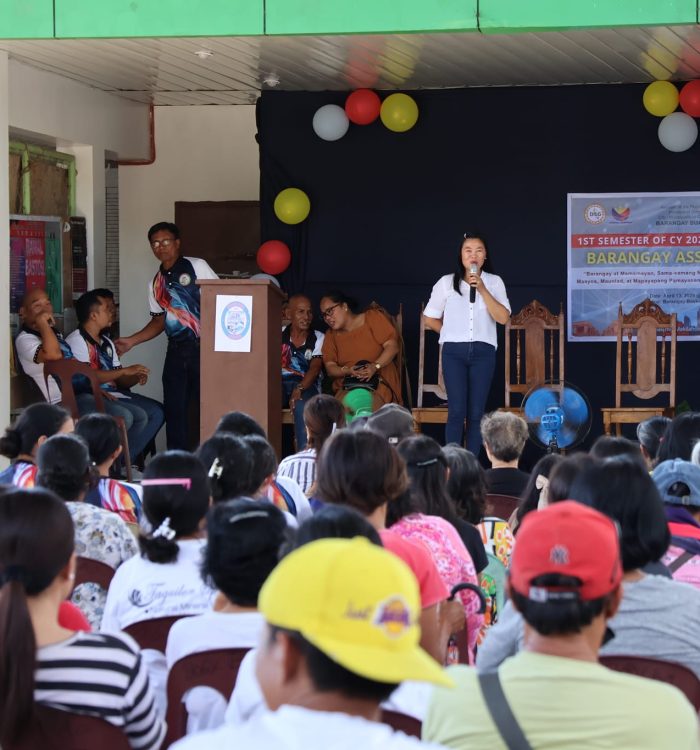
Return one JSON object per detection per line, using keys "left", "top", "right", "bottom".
{"left": 345, "top": 89, "right": 381, "bottom": 125}
{"left": 680, "top": 80, "right": 700, "bottom": 117}
{"left": 257, "top": 240, "right": 291, "bottom": 275}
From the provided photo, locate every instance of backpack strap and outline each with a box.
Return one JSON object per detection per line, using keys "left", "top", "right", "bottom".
{"left": 478, "top": 671, "right": 533, "bottom": 750}
{"left": 668, "top": 550, "right": 695, "bottom": 573}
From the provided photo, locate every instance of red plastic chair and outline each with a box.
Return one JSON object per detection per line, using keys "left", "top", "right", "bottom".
{"left": 600, "top": 655, "right": 700, "bottom": 710}
{"left": 7, "top": 704, "right": 130, "bottom": 750}
{"left": 449, "top": 582, "right": 487, "bottom": 665}
{"left": 123, "top": 616, "right": 186, "bottom": 652}
{"left": 485, "top": 493, "right": 519, "bottom": 521}
{"left": 164, "top": 647, "right": 251, "bottom": 746}
{"left": 73, "top": 556, "right": 116, "bottom": 592}
{"left": 380, "top": 709, "right": 422, "bottom": 738}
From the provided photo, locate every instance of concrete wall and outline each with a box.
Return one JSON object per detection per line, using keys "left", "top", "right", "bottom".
{"left": 1, "top": 59, "right": 151, "bottom": 442}
{"left": 118, "top": 105, "right": 259, "bottom": 404}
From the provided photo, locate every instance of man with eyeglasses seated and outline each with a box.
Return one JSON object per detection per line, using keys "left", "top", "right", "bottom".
{"left": 115, "top": 222, "right": 218, "bottom": 450}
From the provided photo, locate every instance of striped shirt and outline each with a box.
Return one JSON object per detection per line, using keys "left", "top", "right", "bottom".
{"left": 35, "top": 631, "right": 165, "bottom": 750}
{"left": 277, "top": 448, "right": 317, "bottom": 495}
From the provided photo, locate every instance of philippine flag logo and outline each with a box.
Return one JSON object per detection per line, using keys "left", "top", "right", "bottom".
{"left": 611, "top": 206, "right": 631, "bottom": 222}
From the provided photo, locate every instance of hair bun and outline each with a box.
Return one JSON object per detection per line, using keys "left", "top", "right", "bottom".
{"left": 0, "top": 428, "right": 22, "bottom": 459}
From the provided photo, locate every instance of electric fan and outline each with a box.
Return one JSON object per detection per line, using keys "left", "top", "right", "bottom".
{"left": 522, "top": 381, "right": 592, "bottom": 453}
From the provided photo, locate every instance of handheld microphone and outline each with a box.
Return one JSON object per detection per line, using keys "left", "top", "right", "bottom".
{"left": 469, "top": 263, "right": 478, "bottom": 304}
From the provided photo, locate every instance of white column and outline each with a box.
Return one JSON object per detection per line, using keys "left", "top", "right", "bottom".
{"left": 0, "top": 51, "right": 10, "bottom": 454}
{"left": 61, "top": 144, "right": 107, "bottom": 288}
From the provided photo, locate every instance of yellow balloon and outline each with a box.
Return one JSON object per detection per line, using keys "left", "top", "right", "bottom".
{"left": 643, "top": 81, "right": 679, "bottom": 117}
{"left": 274, "top": 188, "right": 311, "bottom": 225}
{"left": 380, "top": 93, "right": 419, "bottom": 133}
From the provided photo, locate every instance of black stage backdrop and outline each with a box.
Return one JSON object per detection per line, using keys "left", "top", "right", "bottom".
{"left": 258, "top": 85, "right": 700, "bottom": 459}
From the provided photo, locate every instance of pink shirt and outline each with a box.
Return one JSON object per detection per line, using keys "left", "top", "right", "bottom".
{"left": 389, "top": 513, "right": 484, "bottom": 659}
{"left": 380, "top": 529, "right": 449, "bottom": 609}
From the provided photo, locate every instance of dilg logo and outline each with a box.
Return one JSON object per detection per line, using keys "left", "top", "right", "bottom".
{"left": 584, "top": 203, "right": 606, "bottom": 225}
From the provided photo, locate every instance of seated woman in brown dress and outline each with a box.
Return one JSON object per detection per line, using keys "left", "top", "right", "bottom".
{"left": 320, "top": 290, "right": 402, "bottom": 409}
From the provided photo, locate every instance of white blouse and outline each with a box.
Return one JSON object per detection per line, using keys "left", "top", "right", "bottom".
{"left": 424, "top": 272, "right": 510, "bottom": 347}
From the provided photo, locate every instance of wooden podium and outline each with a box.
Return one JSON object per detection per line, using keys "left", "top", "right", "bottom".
{"left": 198, "top": 279, "right": 284, "bottom": 453}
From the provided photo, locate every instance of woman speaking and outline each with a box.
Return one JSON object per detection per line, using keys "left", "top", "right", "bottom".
{"left": 423, "top": 232, "right": 510, "bottom": 453}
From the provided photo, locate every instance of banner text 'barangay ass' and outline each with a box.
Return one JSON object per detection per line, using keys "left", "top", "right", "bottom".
{"left": 567, "top": 192, "right": 700, "bottom": 341}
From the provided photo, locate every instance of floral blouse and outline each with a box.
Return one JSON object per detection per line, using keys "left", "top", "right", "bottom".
{"left": 66, "top": 501, "right": 138, "bottom": 630}
{"left": 389, "top": 513, "right": 484, "bottom": 661}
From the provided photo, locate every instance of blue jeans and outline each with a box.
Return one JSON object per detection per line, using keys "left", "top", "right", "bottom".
{"left": 76, "top": 391, "right": 164, "bottom": 459}
{"left": 442, "top": 341, "right": 496, "bottom": 454}
{"left": 282, "top": 378, "right": 318, "bottom": 450}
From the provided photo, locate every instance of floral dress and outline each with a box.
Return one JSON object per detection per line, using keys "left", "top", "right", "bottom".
{"left": 66, "top": 501, "right": 138, "bottom": 630}
{"left": 390, "top": 512, "right": 484, "bottom": 661}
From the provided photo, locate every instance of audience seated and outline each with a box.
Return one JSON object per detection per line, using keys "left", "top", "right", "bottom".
{"left": 101, "top": 451, "right": 215, "bottom": 712}
{"left": 388, "top": 438, "right": 484, "bottom": 662}
{"left": 365, "top": 403, "right": 415, "bottom": 445}
{"left": 399, "top": 436, "right": 487, "bottom": 576}
{"left": 195, "top": 432, "right": 254, "bottom": 502}
{"left": 443, "top": 444, "right": 514, "bottom": 568}
{"left": 67, "top": 289, "right": 164, "bottom": 460}
{"left": 590, "top": 435, "right": 646, "bottom": 465}
{"left": 478, "top": 458, "right": 700, "bottom": 678}
{"left": 172, "top": 537, "right": 449, "bottom": 749}
{"left": 443, "top": 444, "right": 515, "bottom": 633}
{"left": 654, "top": 459, "right": 700, "bottom": 589}
{"left": 75, "top": 413, "right": 142, "bottom": 523}
{"left": 480, "top": 411, "right": 530, "bottom": 496}
{"left": 35, "top": 433, "right": 137, "bottom": 629}
{"left": 637, "top": 415, "right": 672, "bottom": 470}
{"left": 0, "top": 403, "right": 73, "bottom": 488}
{"left": 657, "top": 412, "right": 700, "bottom": 463}
{"left": 214, "top": 411, "right": 311, "bottom": 522}
{"left": 225, "top": 505, "right": 384, "bottom": 727}
{"left": 277, "top": 394, "right": 345, "bottom": 495}
{"left": 510, "top": 453, "right": 563, "bottom": 533}
{"left": 0, "top": 488, "right": 164, "bottom": 749}
{"left": 314, "top": 429, "right": 452, "bottom": 664}
{"left": 165, "top": 499, "right": 288, "bottom": 734}
{"left": 425, "top": 501, "right": 698, "bottom": 749}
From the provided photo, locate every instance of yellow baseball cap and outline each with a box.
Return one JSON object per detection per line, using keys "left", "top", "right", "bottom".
{"left": 259, "top": 537, "right": 453, "bottom": 688}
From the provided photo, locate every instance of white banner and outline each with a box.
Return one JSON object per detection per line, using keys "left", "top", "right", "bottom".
{"left": 214, "top": 294, "right": 253, "bottom": 352}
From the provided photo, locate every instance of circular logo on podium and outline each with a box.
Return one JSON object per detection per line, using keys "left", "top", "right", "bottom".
{"left": 220, "top": 301, "right": 251, "bottom": 340}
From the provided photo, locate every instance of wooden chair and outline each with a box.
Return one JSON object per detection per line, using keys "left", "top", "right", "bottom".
{"left": 379, "top": 709, "right": 422, "bottom": 738}
{"left": 43, "top": 359, "right": 132, "bottom": 481}
{"left": 8, "top": 705, "right": 130, "bottom": 750}
{"left": 485, "top": 493, "right": 520, "bottom": 520}
{"left": 600, "top": 655, "right": 700, "bottom": 710}
{"left": 73, "top": 556, "right": 116, "bottom": 592}
{"left": 123, "top": 615, "right": 186, "bottom": 652}
{"left": 164, "top": 647, "right": 251, "bottom": 746}
{"left": 600, "top": 299, "right": 676, "bottom": 436}
{"left": 505, "top": 300, "right": 564, "bottom": 411}
{"left": 414, "top": 303, "right": 448, "bottom": 429}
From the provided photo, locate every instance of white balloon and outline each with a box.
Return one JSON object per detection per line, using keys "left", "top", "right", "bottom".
{"left": 312, "top": 104, "right": 350, "bottom": 141}
{"left": 658, "top": 112, "right": 698, "bottom": 152}
{"left": 251, "top": 273, "right": 281, "bottom": 287}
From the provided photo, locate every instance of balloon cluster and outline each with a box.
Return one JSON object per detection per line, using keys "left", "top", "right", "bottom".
{"left": 312, "top": 89, "right": 419, "bottom": 141}
{"left": 643, "top": 80, "right": 700, "bottom": 152}
{"left": 257, "top": 89, "right": 420, "bottom": 277}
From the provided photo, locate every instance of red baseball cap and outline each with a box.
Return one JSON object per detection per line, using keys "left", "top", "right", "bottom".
{"left": 510, "top": 500, "right": 623, "bottom": 603}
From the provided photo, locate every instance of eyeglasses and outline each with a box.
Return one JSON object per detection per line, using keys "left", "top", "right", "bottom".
{"left": 321, "top": 302, "right": 342, "bottom": 321}
{"left": 150, "top": 238, "right": 175, "bottom": 248}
